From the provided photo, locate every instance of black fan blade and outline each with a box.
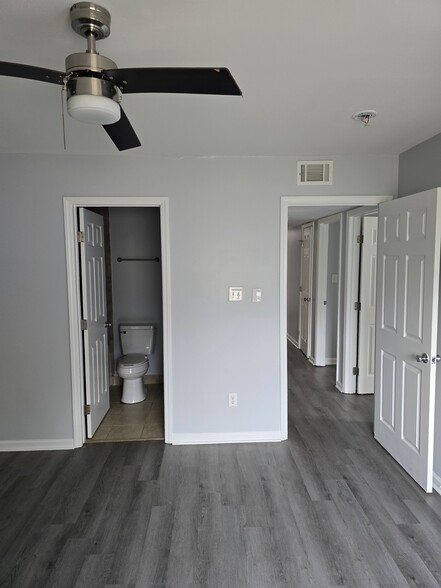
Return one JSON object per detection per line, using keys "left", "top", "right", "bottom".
{"left": 103, "top": 107, "right": 141, "bottom": 151}
{"left": 103, "top": 67, "right": 242, "bottom": 96}
{"left": 0, "top": 61, "right": 64, "bottom": 85}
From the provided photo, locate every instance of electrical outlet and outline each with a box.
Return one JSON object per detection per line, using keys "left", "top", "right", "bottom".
{"left": 229, "top": 393, "right": 238, "bottom": 407}
{"left": 252, "top": 288, "right": 262, "bottom": 302}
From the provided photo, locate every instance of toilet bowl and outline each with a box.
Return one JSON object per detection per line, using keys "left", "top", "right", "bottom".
{"left": 118, "top": 323, "right": 155, "bottom": 404}
{"left": 117, "top": 353, "right": 149, "bottom": 404}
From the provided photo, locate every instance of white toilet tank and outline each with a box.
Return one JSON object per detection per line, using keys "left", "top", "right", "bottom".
{"left": 119, "top": 324, "right": 155, "bottom": 356}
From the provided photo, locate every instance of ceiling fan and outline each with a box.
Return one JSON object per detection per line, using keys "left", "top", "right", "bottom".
{"left": 0, "top": 2, "right": 242, "bottom": 151}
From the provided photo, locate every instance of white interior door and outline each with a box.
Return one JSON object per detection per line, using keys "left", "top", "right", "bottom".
{"left": 358, "top": 216, "right": 378, "bottom": 394}
{"left": 299, "top": 223, "right": 313, "bottom": 358}
{"left": 79, "top": 208, "right": 110, "bottom": 437}
{"left": 375, "top": 189, "right": 441, "bottom": 492}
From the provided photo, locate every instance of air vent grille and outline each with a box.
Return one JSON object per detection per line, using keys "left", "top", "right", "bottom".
{"left": 297, "top": 161, "right": 333, "bottom": 185}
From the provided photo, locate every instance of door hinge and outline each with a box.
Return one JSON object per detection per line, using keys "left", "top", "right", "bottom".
{"left": 357, "top": 234, "right": 364, "bottom": 244}
{"left": 77, "top": 231, "right": 84, "bottom": 243}
{"left": 81, "top": 319, "right": 88, "bottom": 331}
{"left": 84, "top": 404, "right": 91, "bottom": 416}
{"left": 353, "top": 367, "right": 359, "bottom": 376}
{"left": 354, "top": 301, "right": 361, "bottom": 311}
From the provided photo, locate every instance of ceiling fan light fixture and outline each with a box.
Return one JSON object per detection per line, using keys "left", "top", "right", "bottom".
{"left": 67, "top": 94, "right": 120, "bottom": 125}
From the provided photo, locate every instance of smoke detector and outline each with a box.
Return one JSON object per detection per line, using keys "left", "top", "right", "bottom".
{"left": 352, "top": 110, "right": 377, "bottom": 126}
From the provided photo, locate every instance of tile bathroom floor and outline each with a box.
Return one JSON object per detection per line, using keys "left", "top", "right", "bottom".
{"left": 88, "top": 383, "right": 164, "bottom": 442}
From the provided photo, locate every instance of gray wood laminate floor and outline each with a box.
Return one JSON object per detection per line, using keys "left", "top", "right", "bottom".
{"left": 1, "top": 344, "right": 441, "bottom": 587}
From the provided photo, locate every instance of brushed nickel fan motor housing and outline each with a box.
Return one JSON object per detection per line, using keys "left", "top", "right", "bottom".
{"left": 65, "top": 52, "right": 119, "bottom": 103}
{"left": 70, "top": 2, "right": 111, "bottom": 40}
{"left": 65, "top": 75, "right": 119, "bottom": 104}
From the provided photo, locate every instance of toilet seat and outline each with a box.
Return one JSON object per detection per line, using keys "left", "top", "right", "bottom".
{"left": 118, "top": 353, "right": 148, "bottom": 369}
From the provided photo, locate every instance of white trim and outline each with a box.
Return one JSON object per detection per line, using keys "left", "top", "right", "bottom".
{"left": 280, "top": 195, "right": 393, "bottom": 442}
{"left": 299, "top": 222, "right": 314, "bottom": 358}
{"left": 287, "top": 334, "right": 299, "bottom": 348}
{"left": 433, "top": 471, "right": 441, "bottom": 495}
{"left": 315, "top": 223, "right": 329, "bottom": 366}
{"left": 335, "top": 216, "right": 344, "bottom": 390}
{"left": 342, "top": 206, "right": 379, "bottom": 394}
{"left": 336, "top": 381, "right": 343, "bottom": 393}
{"left": 326, "top": 358, "right": 337, "bottom": 365}
{"left": 172, "top": 431, "right": 282, "bottom": 445}
{"left": 64, "top": 196, "right": 173, "bottom": 448}
{"left": 0, "top": 439, "right": 75, "bottom": 452}
{"left": 309, "top": 356, "right": 316, "bottom": 366}
{"left": 314, "top": 212, "right": 343, "bottom": 369}
{"left": 342, "top": 213, "right": 362, "bottom": 394}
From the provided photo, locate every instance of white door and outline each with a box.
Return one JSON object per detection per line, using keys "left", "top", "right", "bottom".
{"left": 358, "top": 216, "right": 378, "bottom": 394}
{"left": 79, "top": 208, "right": 110, "bottom": 437}
{"left": 375, "top": 189, "right": 441, "bottom": 492}
{"left": 299, "top": 223, "right": 313, "bottom": 358}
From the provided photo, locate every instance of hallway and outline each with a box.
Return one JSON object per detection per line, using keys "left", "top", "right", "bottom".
{"left": 0, "top": 344, "right": 440, "bottom": 587}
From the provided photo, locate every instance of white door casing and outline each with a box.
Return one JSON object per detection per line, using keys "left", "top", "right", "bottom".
{"left": 299, "top": 223, "right": 314, "bottom": 358}
{"left": 314, "top": 213, "right": 343, "bottom": 370}
{"left": 358, "top": 216, "right": 378, "bottom": 394}
{"left": 375, "top": 188, "right": 441, "bottom": 492}
{"left": 79, "top": 208, "right": 110, "bottom": 437}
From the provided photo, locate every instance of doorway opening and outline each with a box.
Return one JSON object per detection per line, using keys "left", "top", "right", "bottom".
{"left": 280, "top": 195, "right": 393, "bottom": 440}
{"left": 64, "top": 196, "right": 172, "bottom": 448}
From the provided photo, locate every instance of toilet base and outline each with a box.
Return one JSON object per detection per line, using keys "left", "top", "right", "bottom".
{"left": 121, "top": 377, "right": 147, "bottom": 404}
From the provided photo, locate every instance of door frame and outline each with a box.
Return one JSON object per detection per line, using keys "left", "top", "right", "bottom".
{"left": 314, "top": 213, "right": 343, "bottom": 369}
{"left": 342, "top": 206, "right": 379, "bottom": 394}
{"left": 299, "top": 222, "right": 314, "bottom": 359}
{"left": 64, "top": 196, "right": 172, "bottom": 448}
{"left": 280, "top": 195, "right": 392, "bottom": 439}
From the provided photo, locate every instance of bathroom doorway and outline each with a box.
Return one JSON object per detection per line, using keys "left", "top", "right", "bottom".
{"left": 64, "top": 196, "right": 172, "bottom": 448}
{"left": 82, "top": 206, "right": 165, "bottom": 442}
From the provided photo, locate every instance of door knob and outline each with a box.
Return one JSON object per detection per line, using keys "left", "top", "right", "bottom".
{"left": 432, "top": 355, "right": 441, "bottom": 364}
{"left": 416, "top": 353, "right": 429, "bottom": 364}
{"left": 104, "top": 322, "right": 112, "bottom": 328}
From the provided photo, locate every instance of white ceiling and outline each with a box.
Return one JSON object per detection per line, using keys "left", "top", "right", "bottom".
{"left": 1, "top": 0, "right": 441, "bottom": 156}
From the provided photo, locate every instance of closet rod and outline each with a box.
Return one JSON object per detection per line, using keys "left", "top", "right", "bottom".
{"left": 117, "top": 257, "right": 160, "bottom": 263}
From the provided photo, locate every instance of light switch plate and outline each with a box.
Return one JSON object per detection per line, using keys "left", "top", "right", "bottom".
{"left": 229, "top": 287, "right": 243, "bottom": 301}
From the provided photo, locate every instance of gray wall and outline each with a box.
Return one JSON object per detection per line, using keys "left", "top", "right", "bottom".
{"left": 287, "top": 227, "right": 301, "bottom": 345}
{"left": 399, "top": 133, "right": 441, "bottom": 197}
{"left": 110, "top": 207, "right": 163, "bottom": 375}
{"left": 325, "top": 220, "right": 340, "bottom": 363}
{"left": 399, "top": 132, "right": 441, "bottom": 480}
{"left": 0, "top": 153, "right": 397, "bottom": 443}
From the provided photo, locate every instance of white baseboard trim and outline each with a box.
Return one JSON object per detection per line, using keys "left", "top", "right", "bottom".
{"left": 336, "top": 380, "right": 343, "bottom": 393}
{"left": 433, "top": 472, "right": 441, "bottom": 495}
{"left": 171, "top": 430, "right": 283, "bottom": 445}
{"left": 287, "top": 334, "right": 299, "bottom": 348}
{"left": 0, "top": 438, "right": 75, "bottom": 452}
{"left": 326, "top": 358, "right": 337, "bottom": 365}
{"left": 308, "top": 356, "right": 316, "bottom": 366}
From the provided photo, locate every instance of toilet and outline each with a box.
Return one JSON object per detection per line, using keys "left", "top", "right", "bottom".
{"left": 117, "top": 323, "right": 155, "bottom": 404}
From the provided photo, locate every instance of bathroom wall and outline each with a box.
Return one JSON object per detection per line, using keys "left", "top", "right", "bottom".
{"left": 109, "top": 207, "right": 163, "bottom": 375}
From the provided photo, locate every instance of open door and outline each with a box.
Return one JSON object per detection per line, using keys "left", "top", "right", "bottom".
{"left": 358, "top": 216, "right": 378, "bottom": 394}
{"left": 79, "top": 208, "right": 110, "bottom": 437}
{"left": 375, "top": 189, "right": 441, "bottom": 492}
{"left": 299, "top": 223, "right": 313, "bottom": 358}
